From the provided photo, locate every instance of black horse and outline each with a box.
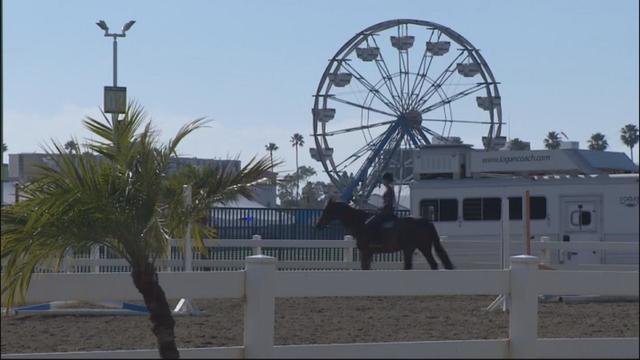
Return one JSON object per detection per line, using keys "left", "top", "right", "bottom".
{"left": 316, "top": 199, "right": 454, "bottom": 270}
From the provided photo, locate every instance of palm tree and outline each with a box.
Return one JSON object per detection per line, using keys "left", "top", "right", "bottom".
{"left": 1, "top": 103, "right": 273, "bottom": 358}
{"left": 620, "top": 124, "right": 639, "bottom": 162}
{"left": 588, "top": 132, "right": 608, "bottom": 151}
{"left": 290, "top": 133, "right": 304, "bottom": 200}
{"left": 63, "top": 140, "right": 79, "bottom": 153}
{"left": 543, "top": 131, "right": 561, "bottom": 150}
{"left": 265, "top": 142, "right": 278, "bottom": 182}
{"left": 1, "top": 142, "right": 6, "bottom": 152}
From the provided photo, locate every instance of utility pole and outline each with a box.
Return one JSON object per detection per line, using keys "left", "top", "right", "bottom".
{"left": 96, "top": 20, "right": 135, "bottom": 142}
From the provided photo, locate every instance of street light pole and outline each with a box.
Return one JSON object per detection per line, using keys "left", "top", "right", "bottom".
{"left": 113, "top": 36, "right": 117, "bottom": 86}
{"left": 96, "top": 20, "right": 135, "bottom": 142}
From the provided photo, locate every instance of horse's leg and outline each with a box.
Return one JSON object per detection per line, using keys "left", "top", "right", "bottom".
{"left": 360, "top": 249, "right": 372, "bottom": 270}
{"left": 403, "top": 248, "right": 414, "bottom": 270}
{"left": 418, "top": 244, "right": 438, "bottom": 270}
{"left": 429, "top": 224, "right": 455, "bottom": 270}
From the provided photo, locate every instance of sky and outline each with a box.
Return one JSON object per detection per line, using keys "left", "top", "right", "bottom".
{"left": 3, "top": 0, "right": 639, "bottom": 185}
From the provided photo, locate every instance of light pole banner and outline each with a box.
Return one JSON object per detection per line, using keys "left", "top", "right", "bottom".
{"left": 104, "top": 86, "right": 127, "bottom": 114}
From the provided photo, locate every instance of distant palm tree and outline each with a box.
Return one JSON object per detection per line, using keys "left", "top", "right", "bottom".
{"left": 620, "top": 124, "right": 639, "bottom": 162}
{"left": 543, "top": 131, "right": 561, "bottom": 150}
{"left": 290, "top": 133, "right": 304, "bottom": 200}
{"left": 265, "top": 142, "right": 279, "bottom": 178}
{"left": 1, "top": 142, "right": 6, "bottom": 152}
{"left": 588, "top": 132, "right": 608, "bottom": 151}
{"left": 1, "top": 103, "right": 273, "bottom": 358}
{"left": 64, "top": 140, "right": 79, "bottom": 153}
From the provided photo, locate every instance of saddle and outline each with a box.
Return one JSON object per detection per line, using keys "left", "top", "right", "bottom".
{"left": 381, "top": 220, "right": 395, "bottom": 229}
{"left": 366, "top": 216, "right": 397, "bottom": 245}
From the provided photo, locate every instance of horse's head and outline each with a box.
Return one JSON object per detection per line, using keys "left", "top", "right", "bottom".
{"left": 316, "top": 198, "right": 342, "bottom": 228}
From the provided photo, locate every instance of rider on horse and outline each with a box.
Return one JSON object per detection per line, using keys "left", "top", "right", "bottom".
{"left": 365, "top": 172, "right": 397, "bottom": 244}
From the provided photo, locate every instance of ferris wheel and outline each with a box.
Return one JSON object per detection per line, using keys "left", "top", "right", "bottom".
{"left": 310, "top": 19, "right": 504, "bottom": 204}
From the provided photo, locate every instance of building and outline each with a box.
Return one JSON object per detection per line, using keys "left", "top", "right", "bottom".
{"left": 1, "top": 163, "right": 13, "bottom": 205}
{"left": 4, "top": 153, "right": 277, "bottom": 208}
{"left": 166, "top": 157, "right": 241, "bottom": 175}
{"left": 9, "top": 153, "right": 58, "bottom": 182}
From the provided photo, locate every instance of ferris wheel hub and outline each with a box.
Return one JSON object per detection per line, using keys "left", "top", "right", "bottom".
{"left": 399, "top": 110, "right": 423, "bottom": 129}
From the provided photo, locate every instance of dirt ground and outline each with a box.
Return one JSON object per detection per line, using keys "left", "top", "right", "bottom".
{"left": 1, "top": 296, "right": 638, "bottom": 354}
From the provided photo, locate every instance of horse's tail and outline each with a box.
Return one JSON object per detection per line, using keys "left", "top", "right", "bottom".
{"left": 422, "top": 219, "right": 455, "bottom": 270}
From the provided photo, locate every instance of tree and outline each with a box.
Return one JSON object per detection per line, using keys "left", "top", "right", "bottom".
{"left": 335, "top": 171, "right": 356, "bottom": 194}
{"left": 543, "top": 131, "right": 561, "bottom": 150}
{"left": 264, "top": 142, "right": 279, "bottom": 178}
{"left": 508, "top": 138, "right": 530, "bottom": 151}
{"left": 1, "top": 103, "right": 273, "bottom": 358}
{"left": 290, "top": 133, "right": 304, "bottom": 200}
{"left": 63, "top": 140, "right": 79, "bottom": 153}
{"left": 620, "top": 124, "right": 639, "bottom": 162}
{"left": 300, "top": 180, "right": 338, "bottom": 208}
{"left": 588, "top": 132, "right": 608, "bottom": 151}
{"left": 1, "top": 142, "right": 6, "bottom": 152}
{"left": 277, "top": 165, "right": 315, "bottom": 207}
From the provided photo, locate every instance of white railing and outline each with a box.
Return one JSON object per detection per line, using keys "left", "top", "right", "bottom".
{"left": 3, "top": 235, "right": 637, "bottom": 274}
{"left": 2, "top": 255, "right": 638, "bottom": 359}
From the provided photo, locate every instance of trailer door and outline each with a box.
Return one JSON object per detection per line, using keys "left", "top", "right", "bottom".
{"left": 560, "top": 196, "right": 602, "bottom": 265}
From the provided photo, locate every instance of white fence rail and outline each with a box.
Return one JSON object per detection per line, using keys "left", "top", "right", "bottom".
{"left": 6, "top": 235, "right": 636, "bottom": 274}
{"left": 2, "top": 255, "right": 638, "bottom": 359}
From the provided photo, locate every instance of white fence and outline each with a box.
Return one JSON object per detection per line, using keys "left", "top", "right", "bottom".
{"left": 2, "top": 255, "right": 638, "bottom": 359}
{"left": 25, "top": 236, "right": 639, "bottom": 274}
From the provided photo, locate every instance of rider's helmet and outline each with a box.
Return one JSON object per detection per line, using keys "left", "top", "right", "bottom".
{"left": 382, "top": 172, "right": 394, "bottom": 182}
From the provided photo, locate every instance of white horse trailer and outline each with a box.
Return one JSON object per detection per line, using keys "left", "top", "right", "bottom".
{"left": 409, "top": 144, "right": 639, "bottom": 268}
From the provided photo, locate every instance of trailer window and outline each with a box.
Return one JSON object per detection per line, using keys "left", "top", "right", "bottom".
{"left": 483, "top": 198, "right": 501, "bottom": 220}
{"left": 463, "top": 198, "right": 482, "bottom": 220}
{"left": 530, "top": 197, "right": 547, "bottom": 219}
{"left": 420, "top": 199, "right": 458, "bottom": 221}
{"left": 509, "top": 196, "right": 547, "bottom": 220}
{"left": 440, "top": 199, "right": 458, "bottom": 221}
{"left": 509, "top": 197, "right": 522, "bottom": 220}
{"left": 420, "top": 200, "right": 438, "bottom": 220}
{"left": 464, "top": 198, "right": 501, "bottom": 221}
{"left": 571, "top": 210, "right": 591, "bottom": 226}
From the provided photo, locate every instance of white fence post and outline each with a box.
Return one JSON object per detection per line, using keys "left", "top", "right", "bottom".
{"left": 90, "top": 245, "right": 100, "bottom": 273}
{"left": 244, "top": 255, "right": 276, "bottom": 358}
{"left": 539, "top": 236, "right": 551, "bottom": 265}
{"left": 183, "top": 185, "right": 193, "bottom": 272}
{"left": 165, "top": 241, "right": 172, "bottom": 272}
{"left": 501, "top": 197, "right": 510, "bottom": 271}
{"left": 343, "top": 235, "right": 354, "bottom": 269}
{"left": 252, "top": 234, "right": 262, "bottom": 255}
{"left": 509, "top": 255, "right": 539, "bottom": 358}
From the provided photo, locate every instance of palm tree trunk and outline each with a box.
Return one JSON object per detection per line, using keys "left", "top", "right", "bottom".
{"left": 295, "top": 145, "right": 299, "bottom": 201}
{"left": 132, "top": 262, "right": 179, "bottom": 359}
